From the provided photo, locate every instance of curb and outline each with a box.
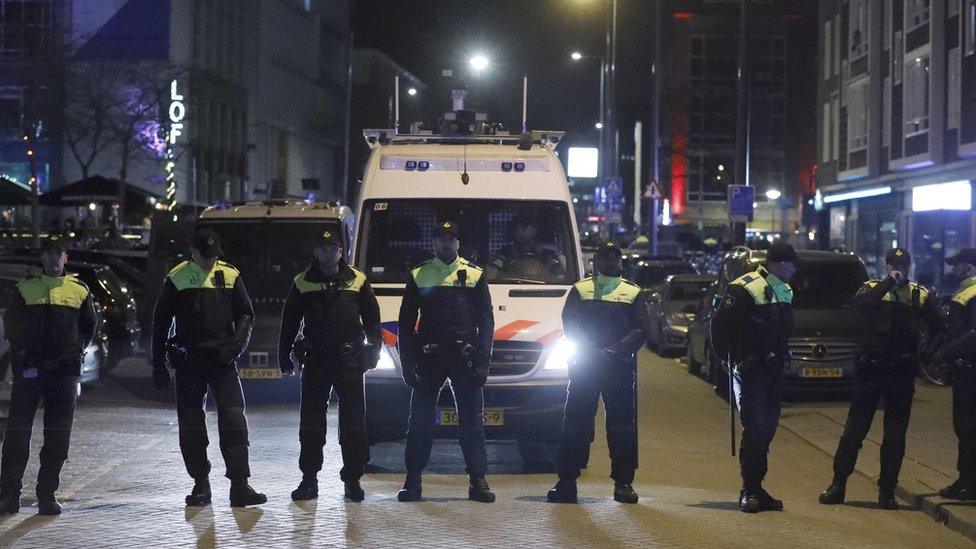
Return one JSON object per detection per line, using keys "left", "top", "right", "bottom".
{"left": 897, "top": 484, "right": 976, "bottom": 543}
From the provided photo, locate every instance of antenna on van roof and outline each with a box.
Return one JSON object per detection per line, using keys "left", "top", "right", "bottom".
{"left": 394, "top": 76, "right": 400, "bottom": 135}
{"left": 521, "top": 75, "right": 528, "bottom": 133}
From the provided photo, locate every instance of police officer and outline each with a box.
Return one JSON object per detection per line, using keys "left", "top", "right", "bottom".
{"left": 488, "top": 214, "right": 567, "bottom": 276}
{"left": 151, "top": 227, "right": 266, "bottom": 508}
{"left": 547, "top": 241, "right": 647, "bottom": 505}
{"left": 278, "top": 228, "right": 381, "bottom": 502}
{"left": 0, "top": 237, "right": 98, "bottom": 515}
{"left": 397, "top": 220, "right": 495, "bottom": 503}
{"left": 930, "top": 248, "right": 976, "bottom": 500}
{"left": 711, "top": 240, "right": 797, "bottom": 513}
{"left": 819, "top": 248, "right": 943, "bottom": 509}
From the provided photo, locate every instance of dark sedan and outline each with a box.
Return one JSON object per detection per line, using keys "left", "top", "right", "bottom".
{"left": 626, "top": 256, "right": 699, "bottom": 292}
{"left": 646, "top": 274, "right": 717, "bottom": 355}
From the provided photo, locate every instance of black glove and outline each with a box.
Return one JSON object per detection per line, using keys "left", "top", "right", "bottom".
{"left": 152, "top": 365, "right": 171, "bottom": 389}
{"left": 472, "top": 351, "right": 490, "bottom": 387}
{"left": 401, "top": 364, "right": 420, "bottom": 388}
{"left": 359, "top": 343, "right": 380, "bottom": 372}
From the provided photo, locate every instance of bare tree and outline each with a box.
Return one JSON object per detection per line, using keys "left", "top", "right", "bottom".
{"left": 62, "top": 63, "right": 117, "bottom": 181}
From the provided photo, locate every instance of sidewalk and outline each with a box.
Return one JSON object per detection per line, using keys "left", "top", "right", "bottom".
{"left": 779, "top": 381, "right": 976, "bottom": 542}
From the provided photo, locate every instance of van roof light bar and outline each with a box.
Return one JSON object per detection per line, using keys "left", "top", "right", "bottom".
{"left": 362, "top": 129, "right": 565, "bottom": 151}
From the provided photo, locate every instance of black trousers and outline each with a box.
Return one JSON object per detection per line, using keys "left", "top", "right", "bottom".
{"left": 298, "top": 365, "right": 366, "bottom": 482}
{"left": 733, "top": 364, "right": 783, "bottom": 491}
{"left": 556, "top": 358, "right": 637, "bottom": 484}
{"left": 404, "top": 365, "right": 487, "bottom": 477}
{"left": 953, "top": 366, "right": 976, "bottom": 484}
{"left": 832, "top": 365, "right": 915, "bottom": 490}
{"left": 0, "top": 372, "right": 78, "bottom": 497}
{"left": 174, "top": 360, "right": 250, "bottom": 480}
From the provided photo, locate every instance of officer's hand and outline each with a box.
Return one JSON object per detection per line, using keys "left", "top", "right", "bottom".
{"left": 401, "top": 366, "right": 420, "bottom": 388}
{"left": 473, "top": 367, "right": 488, "bottom": 387}
{"left": 888, "top": 271, "right": 906, "bottom": 286}
{"left": 216, "top": 346, "right": 239, "bottom": 366}
{"left": 152, "top": 366, "right": 171, "bottom": 389}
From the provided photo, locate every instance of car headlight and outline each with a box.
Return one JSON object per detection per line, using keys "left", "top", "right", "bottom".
{"left": 376, "top": 345, "right": 397, "bottom": 370}
{"left": 544, "top": 336, "right": 577, "bottom": 371}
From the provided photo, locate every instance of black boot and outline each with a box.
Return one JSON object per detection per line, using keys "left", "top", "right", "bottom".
{"left": 739, "top": 489, "right": 760, "bottom": 513}
{"left": 36, "top": 493, "right": 62, "bottom": 516}
{"left": 818, "top": 482, "right": 846, "bottom": 505}
{"left": 290, "top": 478, "right": 318, "bottom": 501}
{"left": 344, "top": 480, "right": 365, "bottom": 502}
{"left": 229, "top": 480, "right": 267, "bottom": 507}
{"left": 547, "top": 479, "right": 578, "bottom": 504}
{"left": 0, "top": 493, "right": 19, "bottom": 515}
{"left": 397, "top": 475, "right": 422, "bottom": 502}
{"left": 878, "top": 488, "right": 898, "bottom": 510}
{"left": 185, "top": 478, "right": 212, "bottom": 507}
{"left": 939, "top": 479, "right": 976, "bottom": 500}
{"left": 613, "top": 483, "right": 639, "bottom": 504}
{"left": 757, "top": 487, "right": 783, "bottom": 511}
{"left": 468, "top": 476, "right": 495, "bottom": 503}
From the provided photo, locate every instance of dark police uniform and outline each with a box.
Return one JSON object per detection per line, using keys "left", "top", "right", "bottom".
{"left": 397, "top": 222, "right": 494, "bottom": 502}
{"left": 0, "top": 247, "right": 98, "bottom": 515}
{"left": 934, "top": 248, "right": 976, "bottom": 500}
{"left": 711, "top": 246, "right": 795, "bottom": 513}
{"left": 151, "top": 229, "right": 264, "bottom": 507}
{"left": 489, "top": 244, "right": 562, "bottom": 273}
{"left": 551, "top": 268, "right": 647, "bottom": 503}
{"left": 278, "top": 254, "right": 381, "bottom": 500}
{"left": 821, "top": 248, "right": 942, "bottom": 508}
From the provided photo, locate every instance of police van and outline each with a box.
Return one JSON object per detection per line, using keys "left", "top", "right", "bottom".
{"left": 355, "top": 117, "right": 583, "bottom": 458}
{"left": 148, "top": 201, "right": 356, "bottom": 401}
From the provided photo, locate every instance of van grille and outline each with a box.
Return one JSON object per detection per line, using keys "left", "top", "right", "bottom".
{"left": 789, "top": 338, "right": 858, "bottom": 362}
{"left": 489, "top": 340, "right": 542, "bottom": 377}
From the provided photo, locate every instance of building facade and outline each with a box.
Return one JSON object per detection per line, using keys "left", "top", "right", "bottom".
{"left": 661, "top": 0, "right": 817, "bottom": 239}
{"left": 817, "top": 0, "right": 976, "bottom": 285}
{"left": 0, "top": 0, "right": 351, "bottom": 218}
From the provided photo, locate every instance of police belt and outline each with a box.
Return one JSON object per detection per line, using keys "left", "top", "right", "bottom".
{"left": 419, "top": 340, "right": 476, "bottom": 367}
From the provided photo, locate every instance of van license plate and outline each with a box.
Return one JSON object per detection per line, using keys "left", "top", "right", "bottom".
{"left": 437, "top": 408, "right": 504, "bottom": 426}
{"left": 240, "top": 368, "right": 282, "bottom": 379}
{"left": 801, "top": 367, "right": 843, "bottom": 378}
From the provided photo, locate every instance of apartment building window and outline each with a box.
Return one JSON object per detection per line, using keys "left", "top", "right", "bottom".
{"left": 832, "top": 97, "right": 840, "bottom": 161}
{"left": 834, "top": 14, "right": 842, "bottom": 76}
{"left": 824, "top": 20, "right": 833, "bottom": 79}
{"left": 883, "top": 78, "right": 891, "bottom": 147}
{"left": 0, "top": 0, "right": 54, "bottom": 61}
{"left": 905, "top": 0, "right": 931, "bottom": 31}
{"left": 850, "top": 0, "right": 869, "bottom": 59}
{"left": 822, "top": 102, "right": 831, "bottom": 163}
{"left": 848, "top": 79, "right": 869, "bottom": 151}
{"left": 950, "top": 0, "right": 961, "bottom": 18}
{"left": 894, "top": 31, "right": 904, "bottom": 83}
{"left": 903, "top": 56, "right": 930, "bottom": 136}
{"left": 884, "top": 0, "right": 892, "bottom": 50}
{"left": 949, "top": 47, "right": 961, "bottom": 129}
{"left": 967, "top": 0, "right": 976, "bottom": 56}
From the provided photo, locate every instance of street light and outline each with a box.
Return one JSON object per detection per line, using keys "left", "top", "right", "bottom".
{"left": 571, "top": 51, "right": 583, "bottom": 61}
{"left": 407, "top": 87, "right": 417, "bottom": 96}
{"left": 595, "top": 122, "right": 604, "bottom": 129}
{"left": 765, "top": 189, "right": 782, "bottom": 201}
{"left": 572, "top": 50, "right": 607, "bottom": 179}
{"left": 469, "top": 55, "right": 489, "bottom": 72}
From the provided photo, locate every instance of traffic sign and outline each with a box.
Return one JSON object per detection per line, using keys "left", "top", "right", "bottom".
{"left": 605, "top": 177, "right": 623, "bottom": 213}
{"left": 644, "top": 180, "right": 662, "bottom": 200}
{"left": 728, "top": 185, "right": 754, "bottom": 222}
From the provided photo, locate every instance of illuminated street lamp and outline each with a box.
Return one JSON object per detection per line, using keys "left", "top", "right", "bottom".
{"left": 407, "top": 87, "right": 417, "bottom": 96}
{"left": 571, "top": 51, "right": 583, "bottom": 61}
{"left": 469, "top": 55, "right": 489, "bottom": 72}
{"left": 765, "top": 189, "right": 782, "bottom": 201}
{"left": 595, "top": 122, "right": 604, "bottom": 130}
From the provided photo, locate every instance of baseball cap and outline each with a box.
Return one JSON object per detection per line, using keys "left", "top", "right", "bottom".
{"left": 945, "top": 248, "right": 976, "bottom": 266}
{"left": 766, "top": 240, "right": 798, "bottom": 264}
{"left": 315, "top": 228, "right": 343, "bottom": 248}
{"left": 191, "top": 227, "right": 223, "bottom": 259}
{"left": 595, "top": 241, "right": 623, "bottom": 258}
{"left": 39, "top": 236, "right": 67, "bottom": 254}
{"left": 434, "top": 220, "right": 460, "bottom": 238}
{"left": 885, "top": 247, "right": 911, "bottom": 265}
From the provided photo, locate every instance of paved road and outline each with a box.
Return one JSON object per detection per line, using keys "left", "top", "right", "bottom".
{"left": 0, "top": 352, "right": 970, "bottom": 548}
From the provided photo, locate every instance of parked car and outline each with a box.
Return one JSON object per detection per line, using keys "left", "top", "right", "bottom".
{"left": 686, "top": 280, "right": 720, "bottom": 376}
{"left": 0, "top": 257, "right": 140, "bottom": 370}
{"left": 626, "top": 256, "right": 699, "bottom": 292}
{"left": 695, "top": 248, "right": 869, "bottom": 395}
{"left": 646, "top": 274, "right": 717, "bottom": 355}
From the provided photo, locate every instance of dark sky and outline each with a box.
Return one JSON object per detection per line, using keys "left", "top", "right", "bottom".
{"left": 352, "top": 0, "right": 654, "bottom": 150}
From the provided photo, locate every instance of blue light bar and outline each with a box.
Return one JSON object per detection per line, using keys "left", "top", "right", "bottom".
{"left": 822, "top": 186, "right": 892, "bottom": 204}
{"left": 418, "top": 161, "right": 430, "bottom": 171}
{"left": 405, "top": 160, "right": 417, "bottom": 171}
{"left": 514, "top": 162, "right": 525, "bottom": 172}
{"left": 501, "top": 162, "right": 513, "bottom": 172}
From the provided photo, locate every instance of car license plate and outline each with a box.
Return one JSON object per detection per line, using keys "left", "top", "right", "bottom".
{"left": 437, "top": 408, "right": 504, "bottom": 426}
{"left": 239, "top": 368, "right": 282, "bottom": 379}
{"left": 801, "top": 367, "right": 843, "bottom": 378}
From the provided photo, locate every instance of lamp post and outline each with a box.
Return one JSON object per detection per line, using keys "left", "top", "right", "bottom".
{"left": 571, "top": 51, "right": 606, "bottom": 180}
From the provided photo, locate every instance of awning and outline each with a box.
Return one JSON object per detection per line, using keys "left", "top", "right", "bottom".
{"left": 40, "top": 175, "right": 163, "bottom": 207}
{"left": 0, "top": 178, "right": 34, "bottom": 206}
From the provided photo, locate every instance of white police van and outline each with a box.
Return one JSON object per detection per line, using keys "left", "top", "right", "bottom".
{"left": 355, "top": 117, "right": 583, "bottom": 458}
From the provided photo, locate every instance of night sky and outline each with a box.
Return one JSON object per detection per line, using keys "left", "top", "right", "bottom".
{"left": 352, "top": 0, "right": 654, "bottom": 151}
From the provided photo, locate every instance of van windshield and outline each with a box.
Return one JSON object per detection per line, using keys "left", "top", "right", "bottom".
{"left": 358, "top": 199, "right": 579, "bottom": 284}
{"left": 790, "top": 261, "right": 868, "bottom": 309}
{"left": 197, "top": 220, "right": 342, "bottom": 301}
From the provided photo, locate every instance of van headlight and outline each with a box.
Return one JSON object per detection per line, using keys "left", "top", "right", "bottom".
{"left": 543, "top": 336, "right": 577, "bottom": 371}
{"left": 376, "top": 345, "right": 397, "bottom": 370}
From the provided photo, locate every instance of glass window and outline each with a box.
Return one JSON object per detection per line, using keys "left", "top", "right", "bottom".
{"left": 832, "top": 97, "right": 840, "bottom": 161}
{"left": 197, "top": 220, "right": 343, "bottom": 300}
{"left": 913, "top": 211, "right": 972, "bottom": 291}
{"left": 905, "top": 0, "right": 931, "bottom": 31}
{"left": 790, "top": 261, "right": 868, "bottom": 309}
{"left": 894, "top": 31, "right": 904, "bottom": 83}
{"left": 358, "top": 199, "right": 579, "bottom": 285}
{"left": 850, "top": 0, "right": 870, "bottom": 59}
{"left": 847, "top": 78, "right": 869, "bottom": 151}
{"left": 968, "top": 0, "right": 976, "bottom": 56}
{"left": 824, "top": 20, "right": 833, "bottom": 79}
{"left": 822, "top": 102, "right": 831, "bottom": 163}
{"left": 904, "top": 56, "right": 931, "bottom": 136}
{"left": 949, "top": 47, "right": 961, "bottom": 130}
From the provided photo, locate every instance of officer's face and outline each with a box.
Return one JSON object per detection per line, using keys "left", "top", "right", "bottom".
{"left": 594, "top": 253, "right": 623, "bottom": 276}
{"left": 775, "top": 261, "right": 797, "bottom": 282}
{"left": 951, "top": 262, "right": 974, "bottom": 279}
{"left": 886, "top": 261, "right": 910, "bottom": 277}
{"left": 190, "top": 247, "right": 218, "bottom": 270}
{"left": 314, "top": 243, "right": 342, "bottom": 266}
{"left": 434, "top": 234, "right": 459, "bottom": 260}
{"left": 514, "top": 224, "right": 537, "bottom": 244}
{"left": 40, "top": 248, "right": 66, "bottom": 275}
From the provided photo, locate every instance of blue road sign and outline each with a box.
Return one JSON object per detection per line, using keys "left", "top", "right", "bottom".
{"left": 605, "top": 177, "right": 623, "bottom": 213}
{"left": 728, "top": 185, "right": 754, "bottom": 222}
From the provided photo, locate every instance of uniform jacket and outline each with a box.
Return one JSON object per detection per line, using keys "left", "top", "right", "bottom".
{"left": 397, "top": 255, "right": 493, "bottom": 366}
{"left": 3, "top": 272, "right": 99, "bottom": 373}
{"left": 941, "top": 275, "right": 976, "bottom": 362}
{"left": 151, "top": 259, "right": 253, "bottom": 365}
{"left": 562, "top": 274, "right": 648, "bottom": 361}
{"left": 853, "top": 277, "right": 943, "bottom": 359}
{"left": 277, "top": 262, "right": 381, "bottom": 366}
{"left": 712, "top": 265, "right": 794, "bottom": 362}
